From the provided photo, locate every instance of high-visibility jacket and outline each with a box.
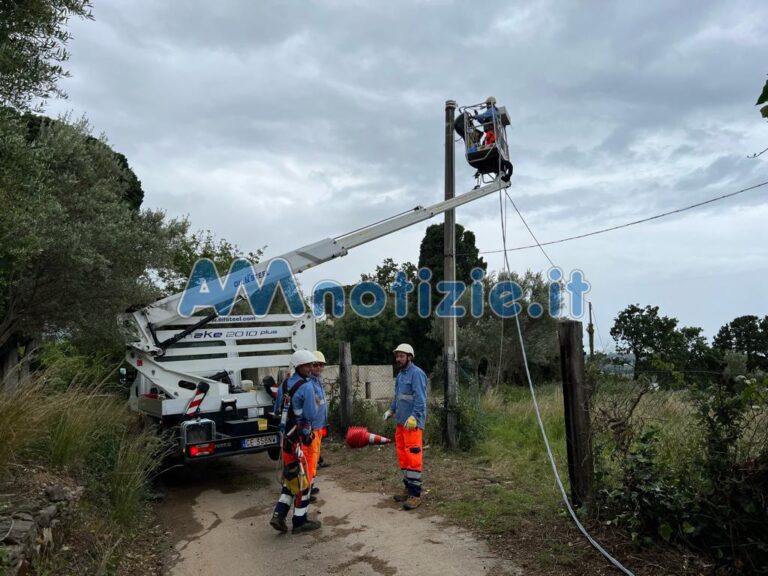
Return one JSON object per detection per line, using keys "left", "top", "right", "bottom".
{"left": 390, "top": 362, "right": 427, "bottom": 429}
{"left": 309, "top": 374, "right": 327, "bottom": 430}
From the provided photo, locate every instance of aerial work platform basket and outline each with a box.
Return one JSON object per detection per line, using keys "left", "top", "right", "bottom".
{"left": 455, "top": 96, "right": 513, "bottom": 183}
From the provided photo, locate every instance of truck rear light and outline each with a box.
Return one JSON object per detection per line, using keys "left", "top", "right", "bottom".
{"left": 189, "top": 443, "right": 216, "bottom": 457}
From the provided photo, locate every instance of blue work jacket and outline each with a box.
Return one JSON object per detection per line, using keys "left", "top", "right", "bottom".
{"left": 475, "top": 105, "right": 498, "bottom": 126}
{"left": 274, "top": 373, "right": 317, "bottom": 430}
{"left": 390, "top": 362, "right": 427, "bottom": 429}
{"left": 310, "top": 374, "right": 328, "bottom": 430}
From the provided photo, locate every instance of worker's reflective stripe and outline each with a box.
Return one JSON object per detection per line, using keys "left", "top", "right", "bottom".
{"left": 404, "top": 469, "right": 422, "bottom": 480}
{"left": 294, "top": 505, "right": 308, "bottom": 517}
{"left": 398, "top": 394, "right": 414, "bottom": 400}
{"left": 278, "top": 493, "right": 292, "bottom": 505}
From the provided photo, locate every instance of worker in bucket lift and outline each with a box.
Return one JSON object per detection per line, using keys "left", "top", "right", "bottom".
{"left": 270, "top": 349, "right": 321, "bottom": 534}
{"left": 474, "top": 96, "right": 499, "bottom": 128}
{"left": 384, "top": 343, "right": 427, "bottom": 510}
{"left": 309, "top": 351, "right": 328, "bottom": 500}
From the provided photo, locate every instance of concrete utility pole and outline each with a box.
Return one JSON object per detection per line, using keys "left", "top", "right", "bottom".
{"left": 587, "top": 301, "right": 595, "bottom": 359}
{"left": 444, "top": 99, "right": 459, "bottom": 449}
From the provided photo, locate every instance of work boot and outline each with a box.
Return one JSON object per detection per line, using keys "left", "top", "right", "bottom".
{"left": 403, "top": 496, "right": 422, "bottom": 510}
{"left": 311, "top": 486, "right": 320, "bottom": 495}
{"left": 269, "top": 513, "right": 288, "bottom": 533}
{"left": 292, "top": 519, "right": 322, "bottom": 534}
{"left": 310, "top": 495, "right": 318, "bottom": 503}
{"left": 393, "top": 488, "right": 409, "bottom": 503}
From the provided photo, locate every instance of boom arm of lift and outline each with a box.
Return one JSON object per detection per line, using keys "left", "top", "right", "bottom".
{"left": 122, "top": 177, "right": 512, "bottom": 354}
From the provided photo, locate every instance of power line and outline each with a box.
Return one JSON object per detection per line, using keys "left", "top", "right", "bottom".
{"left": 504, "top": 189, "right": 556, "bottom": 269}
{"left": 748, "top": 145, "right": 768, "bottom": 159}
{"left": 504, "top": 188, "right": 609, "bottom": 353}
{"left": 470, "top": 180, "right": 768, "bottom": 256}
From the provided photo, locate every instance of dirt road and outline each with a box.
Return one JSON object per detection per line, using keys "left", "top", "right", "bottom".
{"left": 158, "top": 455, "right": 520, "bottom": 576}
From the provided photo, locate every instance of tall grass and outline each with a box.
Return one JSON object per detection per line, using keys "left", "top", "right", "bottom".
{"left": 0, "top": 364, "right": 163, "bottom": 527}
{"left": 46, "top": 388, "right": 128, "bottom": 470}
{"left": 477, "top": 384, "right": 567, "bottom": 485}
{"left": 109, "top": 429, "right": 165, "bottom": 526}
{"left": 0, "top": 378, "right": 50, "bottom": 473}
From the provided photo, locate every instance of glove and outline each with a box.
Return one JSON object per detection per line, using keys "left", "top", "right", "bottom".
{"left": 405, "top": 416, "right": 418, "bottom": 430}
{"left": 383, "top": 409, "right": 393, "bottom": 421}
{"left": 300, "top": 428, "right": 313, "bottom": 446}
{"left": 294, "top": 444, "right": 304, "bottom": 460}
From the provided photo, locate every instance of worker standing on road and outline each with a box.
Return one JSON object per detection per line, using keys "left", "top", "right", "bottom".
{"left": 270, "top": 349, "right": 322, "bottom": 534}
{"left": 308, "top": 351, "right": 328, "bottom": 500}
{"left": 384, "top": 343, "right": 427, "bottom": 510}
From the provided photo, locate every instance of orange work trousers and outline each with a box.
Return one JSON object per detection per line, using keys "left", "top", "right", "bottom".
{"left": 305, "top": 431, "right": 322, "bottom": 482}
{"left": 395, "top": 425, "right": 423, "bottom": 496}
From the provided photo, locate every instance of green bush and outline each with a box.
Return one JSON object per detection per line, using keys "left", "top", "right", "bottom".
{"left": 427, "top": 385, "right": 489, "bottom": 450}
{"left": 595, "top": 369, "right": 768, "bottom": 572}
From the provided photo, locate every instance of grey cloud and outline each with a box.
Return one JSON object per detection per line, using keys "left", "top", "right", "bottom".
{"left": 43, "top": 0, "right": 768, "bottom": 341}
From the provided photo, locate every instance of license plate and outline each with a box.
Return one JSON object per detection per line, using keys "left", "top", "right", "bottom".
{"left": 242, "top": 435, "right": 278, "bottom": 449}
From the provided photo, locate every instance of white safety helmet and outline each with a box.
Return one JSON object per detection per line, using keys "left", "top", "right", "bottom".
{"left": 393, "top": 343, "right": 415, "bottom": 358}
{"left": 485, "top": 96, "right": 496, "bottom": 105}
{"left": 314, "top": 351, "right": 326, "bottom": 364}
{"left": 291, "top": 349, "right": 318, "bottom": 368}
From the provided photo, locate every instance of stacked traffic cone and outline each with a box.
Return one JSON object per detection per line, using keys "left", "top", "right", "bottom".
{"left": 345, "top": 426, "right": 392, "bottom": 449}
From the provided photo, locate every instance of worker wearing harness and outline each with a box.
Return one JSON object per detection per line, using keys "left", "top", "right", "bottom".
{"left": 384, "top": 343, "right": 427, "bottom": 510}
{"left": 270, "top": 349, "right": 321, "bottom": 534}
{"left": 308, "top": 350, "right": 328, "bottom": 499}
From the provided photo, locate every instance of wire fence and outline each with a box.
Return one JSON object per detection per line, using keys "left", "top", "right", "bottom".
{"left": 320, "top": 364, "right": 394, "bottom": 405}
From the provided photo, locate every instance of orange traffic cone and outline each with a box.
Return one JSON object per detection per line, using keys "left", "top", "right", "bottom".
{"left": 345, "top": 426, "right": 392, "bottom": 449}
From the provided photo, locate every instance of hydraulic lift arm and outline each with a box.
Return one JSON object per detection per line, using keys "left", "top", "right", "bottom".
{"left": 121, "top": 177, "right": 511, "bottom": 354}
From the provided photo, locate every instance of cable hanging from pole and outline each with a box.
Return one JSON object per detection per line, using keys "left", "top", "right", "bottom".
{"left": 497, "top": 190, "right": 635, "bottom": 575}
{"left": 466, "top": 179, "right": 768, "bottom": 256}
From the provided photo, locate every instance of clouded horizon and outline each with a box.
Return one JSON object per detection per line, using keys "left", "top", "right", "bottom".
{"left": 46, "top": 0, "right": 768, "bottom": 348}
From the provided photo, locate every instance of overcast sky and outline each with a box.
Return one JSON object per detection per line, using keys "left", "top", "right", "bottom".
{"left": 47, "top": 0, "right": 768, "bottom": 348}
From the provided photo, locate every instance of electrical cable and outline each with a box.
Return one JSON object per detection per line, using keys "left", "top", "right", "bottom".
{"left": 495, "top": 188, "right": 507, "bottom": 387}
{"left": 496, "top": 176, "right": 635, "bottom": 575}
{"left": 504, "top": 188, "right": 610, "bottom": 355}
{"left": 511, "top": 308, "right": 635, "bottom": 576}
{"left": 469, "top": 179, "right": 768, "bottom": 256}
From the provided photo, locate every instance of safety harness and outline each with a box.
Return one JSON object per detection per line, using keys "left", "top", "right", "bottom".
{"left": 279, "top": 377, "right": 311, "bottom": 495}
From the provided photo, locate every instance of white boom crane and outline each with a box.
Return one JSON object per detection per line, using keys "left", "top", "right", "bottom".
{"left": 120, "top": 177, "right": 511, "bottom": 362}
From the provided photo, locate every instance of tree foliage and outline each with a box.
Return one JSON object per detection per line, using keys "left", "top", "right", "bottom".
{"left": 431, "top": 270, "right": 559, "bottom": 387}
{"left": 0, "top": 109, "right": 187, "bottom": 361}
{"left": 415, "top": 222, "right": 486, "bottom": 372}
{"left": 20, "top": 111, "right": 145, "bottom": 209}
{"left": 610, "top": 304, "right": 717, "bottom": 384}
{"left": 360, "top": 257, "right": 416, "bottom": 290}
{"left": 0, "top": 0, "right": 93, "bottom": 111}
{"left": 318, "top": 258, "right": 415, "bottom": 365}
{"left": 155, "top": 229, "right": 265, "bottom": 296}
{"left": 713, "top": 315, "right": 768, "bottom": 372}
{"left": 417, "top": 223, "right": 487, "bottom": 288}
{"left": 757, "top": 77, "right": 768, "bottom": 120}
